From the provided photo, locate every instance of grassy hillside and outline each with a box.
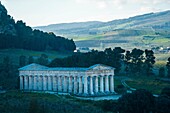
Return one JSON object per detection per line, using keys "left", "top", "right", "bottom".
{"left": 126, "top": 76, "right": 170, "bottom": 94}
{"left": 0, "top": 49, "right": 72, "bottom": 65}
{"left": 0, "top": 91, "right": 105, "bottom": 113}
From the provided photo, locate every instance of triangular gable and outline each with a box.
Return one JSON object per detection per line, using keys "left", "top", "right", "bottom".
{"left": 88, "top": 64, "right": 115, "bottom": 70}
{"left": 18, "top": 63, "right": 48, "bottom": 71}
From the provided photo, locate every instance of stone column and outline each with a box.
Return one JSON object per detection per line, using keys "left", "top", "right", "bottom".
{"left": 110, "top": 75, "right": 114, "bottom": 92}
{"left": 63, "top": 76, "right": 67, "bottom": 92}
{"left": 33, "top": 76, "right": 37, "bottom": 90}
{"left": 84, "top": 76, "right": 88, "bottom": 94}
{"left": 43, "top": 76, "right": 47, "bottom": 91}
{"left": 20, "top": 76, "right": 23, "bottom": 90}
{"left": 58, "top": 76, "right": 62, "bottom": 92}
{"left": 53, "top": 76, "right": 57, "bottom": 91}
{"left": 48, "top": 76, "right": 52, "bottom": 91}
{"left": 95, "top": 76, "right": 98, "bottom": 93}
{"left": 89, "top": 76, "right": 94, "bottom": 95}
{"left": 78, "top": 76, "right": 82, "bottom": 94}
{"left": 100, "top": 76, "right": 104, "bottom": 92}
{"left": 29, "top": 76, "right": 32, "bottom": 90}
{"left": 68, "top": 76, "right": 72, "bottom": 93}
{"left": 24, "top": 76, "right": 28, "bottom": 90}
{"left": 105, "top": 75, "right": 109, "bottom": 92}
{"left": 38, "top": 76, "right": 42, "bottom": 90}
{"left": 74, "top": 76, "right": 78, "bottom": 94}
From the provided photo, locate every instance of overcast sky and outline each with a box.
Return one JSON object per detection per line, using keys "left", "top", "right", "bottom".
{"left": 1, "top": 0, "right": 170, "bottom": 27}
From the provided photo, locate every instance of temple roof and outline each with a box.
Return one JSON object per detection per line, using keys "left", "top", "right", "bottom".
{"left": 18, "top": 63, "right": 115, "bottom": 71}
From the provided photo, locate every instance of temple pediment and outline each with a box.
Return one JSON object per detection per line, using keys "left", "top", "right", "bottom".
{"left": 18, "top": 63, "right": 48, "bottom": 71}
{"left": 88, "top": 64, "right": 115, "bottom": 70}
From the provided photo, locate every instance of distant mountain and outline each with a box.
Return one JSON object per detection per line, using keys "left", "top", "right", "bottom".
{"left": 34, "top": 10, "right": 170, "bottom": 50}
{"left": 34, "top": 10, "right": 170, "bottom": 37}
{"left": 35, "top": 21, "right": 103, "bottom": 31}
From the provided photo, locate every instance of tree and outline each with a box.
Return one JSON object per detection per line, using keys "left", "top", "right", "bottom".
{"left": 1, "top": 56, "right": 11, "bottom": 76}
{"left": 19, "top": 55, "right": 26, "bottom": 67}
{"left": 37, "top": 54, "right": 49, "bottom": 66}
{"left": 159, "top": 67, "right": 165, "bottom": 77}
{"left": 166, "top": 57, "right": 170, "bottom": 78}
{"left": 124, "top": 50, "right": 131, "bottom": 75}
{"left": 130, "top": 48, "right": 144, "bottom": 75}
{"left": 28, "top": 56, "right": 34, "bottom": 64}
{"left": 112, "top": 47, "right": 125, "bottom": 74}
{"left": 117, "top": 89, "right": 155, "bottom": 113}
{"left": 144, "top": 49, "right": 155, "bottom": 76}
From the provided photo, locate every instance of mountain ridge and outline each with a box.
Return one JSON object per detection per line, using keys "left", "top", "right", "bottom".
{"left": 34, "top": 10, "right": 170, "bottom": 34}
{"left": 34, "top": 10, "right": 170, "bottom": 50}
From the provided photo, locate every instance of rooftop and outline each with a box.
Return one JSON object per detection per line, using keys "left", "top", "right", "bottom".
{"left": 18, "top": 63, "right": 115, "bottom": 71}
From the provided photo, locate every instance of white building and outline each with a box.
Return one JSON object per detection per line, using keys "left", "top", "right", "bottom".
{"left": 19, "top": 63, "right": 115, "bottom": 96}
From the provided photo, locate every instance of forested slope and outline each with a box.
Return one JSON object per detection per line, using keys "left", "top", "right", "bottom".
{"left": 0, "top": 3, "right": 76, "bottom": 52}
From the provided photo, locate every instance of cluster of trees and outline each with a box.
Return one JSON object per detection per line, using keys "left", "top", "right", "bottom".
{"left": 19, "top": 54, "right": 49, "bottom": 67}
{"left": 116, "top": 89, "right": 170, "bottom": 113}
{"left": 0, "top": 3, "right": 76, "bottom": 52}
{"left": 0, "top": 54, "right": 51, "bottom": 89}
{"left": 49, "top": 47, "right": 157, "bottom": 76}
{"left": 50, "top": 47, "right": 125, "bottom": 74}
{"left": 49, "top": 47, "right": 170, "bottom": 77}
{"left": 0, "top": 56, "right": 18, "bottom": 89}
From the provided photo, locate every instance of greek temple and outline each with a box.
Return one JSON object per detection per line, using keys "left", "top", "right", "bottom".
{"left": 19, "top": 63, "right": 115, "bottom": 96}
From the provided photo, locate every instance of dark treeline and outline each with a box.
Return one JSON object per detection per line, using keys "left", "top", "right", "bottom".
{"left": 49, "top": 47, "right": 158, "bottom": 76}
{"left": 0, "top": 3, "right": 76, "bottom": 52}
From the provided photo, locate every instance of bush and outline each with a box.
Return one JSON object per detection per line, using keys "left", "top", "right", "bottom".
{"left": 155, "top": 96, "right": 170, "bottom": 113}
{"left": 161, "top": 87, "right": 170, "bottom": 97}
{"left": 117, "top": 89, "right": 155, "bottom": 113}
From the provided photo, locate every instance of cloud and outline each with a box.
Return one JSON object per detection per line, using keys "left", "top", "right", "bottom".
{"left": 97, "top": 1, "right": 107, "bottom": 9}
{"left": 131, "top": 0, "right": 170, "bottom": 5}
{"left": 75, "top": 0, "right": 128, "bottom": 9}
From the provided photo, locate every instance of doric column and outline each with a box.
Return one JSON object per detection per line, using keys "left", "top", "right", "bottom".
{"left": 95, "top": 76, "right": 98, "bottom": 93}
{"left": 58, "top": 76, "right": 62, "bottom": 92}
{"left": 29, "top": 76, "right": 32, "bottom": 90}
{"left": 68, "top": 76, "right": 72, "bottom": 93}
{"left": 20, "top": 76, "right": 23, "bottom": 90}
{"left": 53, "top": 76, "right": 57, "bottom": 91}
{"left": 100, "top": 76, "right": 104, "bottom": 92}
{"left": 89, "top": 76, "right": 94, "bottom": 95}
{"left": 78, "top": 76, "right": 82, "bottom": 94}
{"left": 24, "top": 76, "right": 28, "bottom": 90}
{"left": 43, "top": 76, "right": 47, "bottom": 91}
{"left": 48, "top": 76, "right": 52, "bottom": 91}
{"left": 63, "top": 76, "right": 67, "bottom": 92}
{"left": 74, "top": 76, "right": 78, "bottom": 94}
{"left": 33, "top": 76, "right": 37, "bottom": 90}
{"left": 84, "top": 76, "right": 88, "bottom": 94}
{"left": 110, "top": 75, "right": 114, "bottom": 92}
{"left": 38, "top": 76, "right": 42, "bottom": 91}
{"left": 105, "top": 75, "right": 109, "bottom": 92}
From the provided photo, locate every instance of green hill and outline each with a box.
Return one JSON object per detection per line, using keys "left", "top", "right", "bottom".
{"left": 35, "top": 10, "right": 170, "bottom": 50}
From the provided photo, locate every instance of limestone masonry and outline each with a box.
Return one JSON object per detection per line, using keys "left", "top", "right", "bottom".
{"left": 19, "top": 63, "right": 115, "bottom": 96}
